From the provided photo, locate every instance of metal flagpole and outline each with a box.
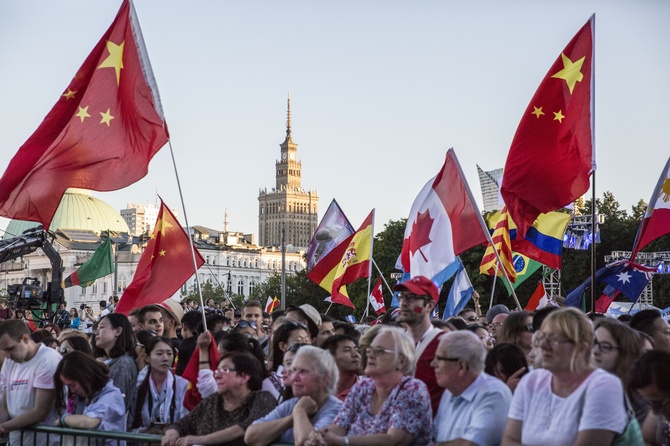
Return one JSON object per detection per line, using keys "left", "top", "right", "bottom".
{"left": 372, "top": 259, "right": 394, "bottom": 296}
{"left": 166, "top": 140, "right": 207, "bottom": 329}
{"left": 589, "top": 14, "right": 597, "bottom": 314}
{"left": 362, "top": 210, "right": 376, "bottom": 320}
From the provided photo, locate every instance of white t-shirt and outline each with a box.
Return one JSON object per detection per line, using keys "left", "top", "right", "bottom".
{"left": 1, "top": 343, "right": 62, "bottom": 446}
{"left": 508, "top": 368, "right": 627, "bottom": 446}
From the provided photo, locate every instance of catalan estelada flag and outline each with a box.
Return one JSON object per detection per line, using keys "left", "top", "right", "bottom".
{"left": 480, "top": 207, "right": 517, "bottom": 282}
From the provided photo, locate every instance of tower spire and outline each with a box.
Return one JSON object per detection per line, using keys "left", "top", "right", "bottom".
{"left": 286, "top": 92, "right": 291, "bottom": 137}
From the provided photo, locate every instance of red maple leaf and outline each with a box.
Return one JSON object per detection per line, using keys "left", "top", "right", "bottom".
{"left": 409, "top": 209, "right": 434, "bottom": 262}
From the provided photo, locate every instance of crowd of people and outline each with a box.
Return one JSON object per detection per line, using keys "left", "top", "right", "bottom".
{"left": 0, "top": 276, "right": 669, "bottom": 445}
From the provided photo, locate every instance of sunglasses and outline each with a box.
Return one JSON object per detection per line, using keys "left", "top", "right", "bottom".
{"left": 284, "top": 319, "right": 308, "bottom": 331}
{"left": 287, "top": 342, "right": 305, "bottom": 354}
{"left": 235, "top": 320, "right": 258, "bottom": 330}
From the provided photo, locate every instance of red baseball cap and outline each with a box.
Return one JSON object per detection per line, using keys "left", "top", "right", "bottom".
{"left": 393, "top": 275, "right": 439, "bottom": 303}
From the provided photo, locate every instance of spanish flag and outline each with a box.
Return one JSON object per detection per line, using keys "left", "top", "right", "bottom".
{"left": 307, "top": 210, "right": 374, "bottom": 308}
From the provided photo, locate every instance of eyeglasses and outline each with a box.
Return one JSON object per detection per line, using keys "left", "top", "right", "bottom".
{"left": 490, "top": 322, "right": 504, "bottom": 328}
{"left": 593, "top": 340, "right": 619, "bottom": 353}
{"left": 397, "top": 293, "right": 429, "bottom": 303}
{"left": 292, "top": 367, "right": 315, "bottom": 379}
{"left": 523, "top": 324, "right": 535, "bottom": 333}
{"left": 214, "top": 367, "right": 236, "bottom": 375}
{"left": 235, "top": 320, "right": 257, "bottom": 330}
{"left": 434, "top": 355, "right": 460, "bottom": 362}
{"left": 535, "top": 331, "right": 574, "bottom": 347}
{"left": 365, "top": 347, "right": 396, "bottom": 356}
{"left": 465, "top": 316, "right": 479, "bottom": 322}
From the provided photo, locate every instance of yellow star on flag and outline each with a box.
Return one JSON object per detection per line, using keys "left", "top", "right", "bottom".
{"left": 553, "top": 110, "right": 565, "bottom": 123}
{"left": 154, "top": 216, "right": 173, "bottom": 237}
{"left": 98, "top": 40, "right": 125, "bottom": 86}
{"left": 62, "top": 88, "right": 77, "bottom": 100}
{"left": 531, "top": 106, "right": 544, "bottom": 118}
{"left": 159, "top": 250, "right": 166, "bottom": 256}
{"left": 75, "top": 106, "right": 91, "bottom": 123}
{"left": 99, "top": 109, "right": 115, "bottom": 127}
{"left": 551, "top": 53, "right": 585, "bottom": 94}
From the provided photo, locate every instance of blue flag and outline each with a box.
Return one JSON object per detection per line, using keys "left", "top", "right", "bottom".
{"left": 566, "top": 260, "right": 655, "bottom": 307}
{"left": 443, "top": 258, "right": 474, "bottom": 319}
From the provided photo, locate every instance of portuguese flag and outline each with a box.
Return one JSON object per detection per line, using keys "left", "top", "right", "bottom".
{"left": 63, "top": 236, "right": 114, "bottom": 288}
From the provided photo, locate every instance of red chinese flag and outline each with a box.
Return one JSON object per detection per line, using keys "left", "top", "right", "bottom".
{"left": 181, "top": 332, "right": 220, "bottom": 411}
{"left": 0, "top": 0, "right": 168, "bottom": 229}
{"left": 501, "top": 16, "right": 594, "bottom": 237}
{"left": 115, "top": 201, "right": 204, "bottom": 315}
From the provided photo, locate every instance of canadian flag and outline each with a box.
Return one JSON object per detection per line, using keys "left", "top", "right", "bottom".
{"left": 369, "top": 277, "right": 385, "bottom": 315}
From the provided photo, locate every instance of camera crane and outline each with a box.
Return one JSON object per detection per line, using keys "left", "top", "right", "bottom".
{"left": 0, "top": 227, "right": 64, "bottom": 322}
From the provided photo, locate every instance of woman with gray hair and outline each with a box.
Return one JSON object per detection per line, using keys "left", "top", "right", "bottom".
{"left": 306, "top": 325, "right": 432, "bottom": 446}
{"left": 245, "top": 346, "right": 343, "bottom": 446}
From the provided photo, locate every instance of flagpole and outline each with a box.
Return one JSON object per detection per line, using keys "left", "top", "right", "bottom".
{"left": 450, "top": 149, "right": 523, "bottom": 311}
{"left": 362, "top": 210, "right": 376, "bottom": 320}
{"left": 166, "top": 140, "right": 207, "bottom": 329}
{"left": 589, "top": 13, "right": 597, "bottom": 314}
{"left": 325, "top": 302, "right": 333, "bottom": 314}
{"left": 202, "top": 263, "right": 236, "bottom": 310}
{"left": 489, "top": 262, "right": 499, "bottom": 309}
{"left": 372, "top": 259, "right": 395, "bottom": 297}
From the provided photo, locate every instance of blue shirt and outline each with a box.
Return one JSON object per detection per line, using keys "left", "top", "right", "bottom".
{"left": 80, "top": 380, "right": 126, "bottom": 446}
{"left": 432, "top": 372, "right": 512, "bottom": 446}
{"left": 252, "top": 395, "right": 342, "bottom": 443}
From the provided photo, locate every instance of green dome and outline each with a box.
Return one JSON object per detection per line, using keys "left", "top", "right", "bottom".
{"left": 3, "top": 189, "right": 129, "bottom": 240}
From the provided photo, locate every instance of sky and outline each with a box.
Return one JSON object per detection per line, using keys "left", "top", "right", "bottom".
{"left": 1, "top": 0, "right": 669, "bottom": 239}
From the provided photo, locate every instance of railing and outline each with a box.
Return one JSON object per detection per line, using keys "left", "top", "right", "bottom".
{"left": 22, "top": 425, "right": 162, "bottom": 445}
{"left": 20, "top": 425, "right": 294, "bottom": 445}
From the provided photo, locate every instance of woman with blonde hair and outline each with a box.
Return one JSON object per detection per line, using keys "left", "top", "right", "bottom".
{"left": 502, "top": 308, "right": 627, "bottom": 446}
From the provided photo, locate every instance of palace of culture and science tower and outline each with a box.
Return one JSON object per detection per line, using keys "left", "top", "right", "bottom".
{"left": 258, "top": 95, "right": 319, "bottom": 251}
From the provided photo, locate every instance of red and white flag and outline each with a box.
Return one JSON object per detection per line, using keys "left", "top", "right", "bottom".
{"left": 369, "top": 277, "right": 385, "bottom": 315}
{"left": 397, "top": 149, "right": 487, "bottom": 283}
{"left": 631, "top": 157, "right": 670, "bottom": 260}
{"left": 264, "top": 296, "right": 280, "bottom": 313}
{"left": 524, "top": 282, "right": 555, "bottom": 311}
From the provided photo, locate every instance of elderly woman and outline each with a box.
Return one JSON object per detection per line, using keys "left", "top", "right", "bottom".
{"left": 162, "top": 351, "right": 277, "bottom": 446}
{"left": 502, "top": 308, "right": 628, "bottom": 446}
{"left": 263, "top": 319, "right": 312, "bottom": 402}
{"left": 307, "top": 325, "right": 432, "bottom": 446}
{"left": 245, "top": 346, "right": 343, "bottom": 446}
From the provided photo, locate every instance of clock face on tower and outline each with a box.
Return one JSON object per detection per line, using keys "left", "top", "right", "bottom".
{"left": 282, "top": 152, "right": 287, "bottom": 160}
{"left": 289, "top": 152, "right": 295, "bottom": 160}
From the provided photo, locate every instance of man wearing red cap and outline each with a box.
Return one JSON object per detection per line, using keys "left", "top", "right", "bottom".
{"left": 393, "top": 275, "right": 445, "bottom": 416}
